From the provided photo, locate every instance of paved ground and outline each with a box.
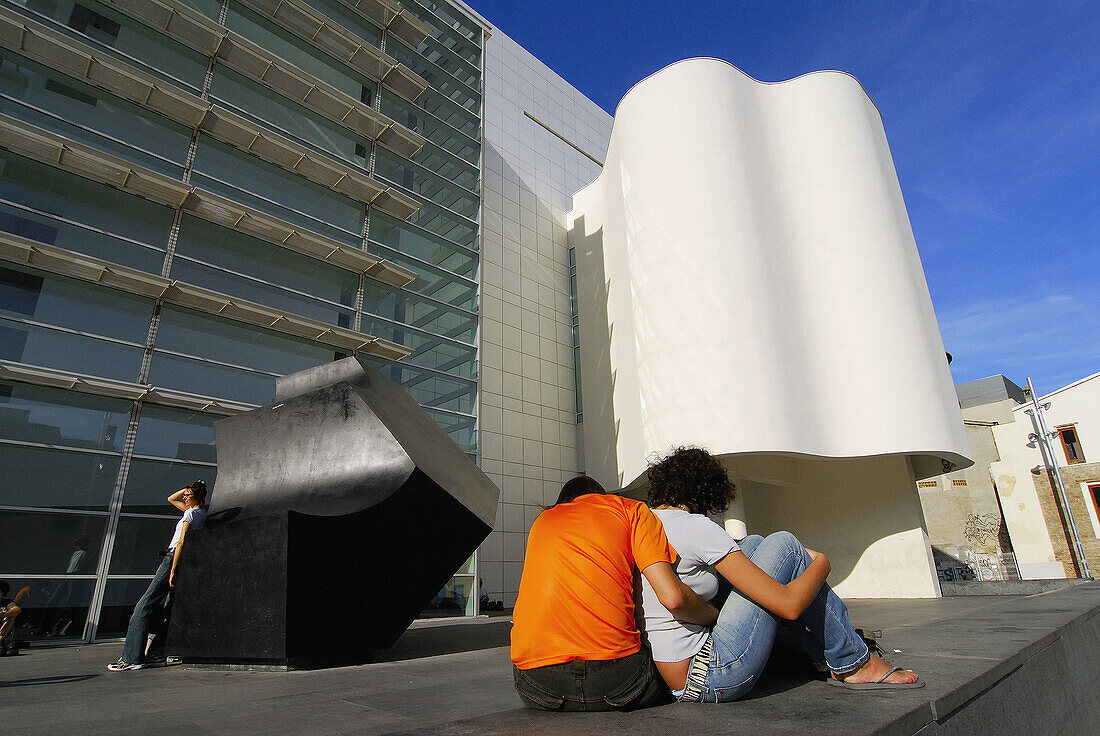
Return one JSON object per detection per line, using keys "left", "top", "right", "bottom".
{"left": 2, "top": 583, "right": 1099, "bottom": 735}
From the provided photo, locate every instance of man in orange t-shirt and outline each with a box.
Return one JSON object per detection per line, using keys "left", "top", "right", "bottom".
{"left": 511, "top": 476, "right": 718, "bottom": 711}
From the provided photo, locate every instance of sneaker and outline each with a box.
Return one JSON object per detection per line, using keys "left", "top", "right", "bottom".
{"left": 143, "top": 656, "right": 167, "bottom": 668}
{"left": 107, "top": 659, "right": 144, "bottom": 671}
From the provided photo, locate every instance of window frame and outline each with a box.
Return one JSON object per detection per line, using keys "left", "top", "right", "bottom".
{"left": 1056, "top": 424, "right": 1085, "bottom": 464}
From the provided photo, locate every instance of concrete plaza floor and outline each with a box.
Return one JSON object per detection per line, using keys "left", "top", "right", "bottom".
{"left": 3, "top": 583, "right": 1100, "bottom": 736}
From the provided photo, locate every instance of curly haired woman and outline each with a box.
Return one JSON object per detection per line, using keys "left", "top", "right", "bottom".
{"left": 640, "top": 447, "right": 921, "bottom": 702}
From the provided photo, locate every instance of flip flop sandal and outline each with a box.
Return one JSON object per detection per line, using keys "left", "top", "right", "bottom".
{"left": 827, "top": 666, "right": 924, "bottom": 690}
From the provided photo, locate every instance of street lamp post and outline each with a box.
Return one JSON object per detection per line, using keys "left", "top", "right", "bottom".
{"left": 1025, "top": 376, "right": 1090, "bottom": 579}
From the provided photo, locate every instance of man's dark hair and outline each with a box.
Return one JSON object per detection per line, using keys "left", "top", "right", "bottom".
{"left": 189, "top": 479, "right": 208, "bottom": 505}
{"left": 554, "top": 475, "right": 605, "bottom": 506}
{"left": 647, "top": 447, "right": 735, "bottom": 516}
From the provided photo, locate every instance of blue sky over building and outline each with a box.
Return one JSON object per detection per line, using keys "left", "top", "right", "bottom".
{"left": 472, "top": 0, "right": 1099, "bottom": 396}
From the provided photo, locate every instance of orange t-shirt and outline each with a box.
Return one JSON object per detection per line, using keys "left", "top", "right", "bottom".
{"left": 510, "top": 493, "right": 677, "bottom": 670}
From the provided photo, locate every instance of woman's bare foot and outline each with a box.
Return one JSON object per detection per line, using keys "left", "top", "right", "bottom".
{"left": 833, "top": 654, "right": 919, "bottom": 685}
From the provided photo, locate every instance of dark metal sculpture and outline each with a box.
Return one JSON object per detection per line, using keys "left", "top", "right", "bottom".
{"left": 167, "top": 356, "right": 499, "bottom": 668}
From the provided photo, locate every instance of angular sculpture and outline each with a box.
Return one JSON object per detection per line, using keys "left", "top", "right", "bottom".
{"left": 167, "top": 356, "right": 499, "bottom": 667}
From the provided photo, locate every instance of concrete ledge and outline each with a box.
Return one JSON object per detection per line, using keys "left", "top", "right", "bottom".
{"left": 3, "top": 584, "right": 1100, "bottom": 735}
{"left": 939, "top": 578, "right": 1091, "bottom": 596}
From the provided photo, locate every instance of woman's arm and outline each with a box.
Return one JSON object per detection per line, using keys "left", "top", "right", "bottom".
{"left": 169, "top": 521, "right": 190, "bottom": 588}
{"left": 167, "top": 488, "right": 190, "bottom": 512}
{"left": 713, "top": 547, "right": 831, "bottom": 620}
{"left": 641, "top": 561, "right": 720, "bottom": 626}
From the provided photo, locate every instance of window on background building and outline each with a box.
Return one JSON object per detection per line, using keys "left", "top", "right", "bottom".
{"left": 1057, "top": 425, "right": 1085, "bottom": 464}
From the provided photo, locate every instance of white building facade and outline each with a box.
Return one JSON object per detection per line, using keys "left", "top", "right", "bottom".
{"left": 991, "top": 373, "right": 1100, "bottom": 580}
{"left": 568, "top": 59, "right": 971, "bottom": 598}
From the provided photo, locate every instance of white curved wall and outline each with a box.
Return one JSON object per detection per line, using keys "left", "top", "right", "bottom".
{"left": 571, "top": 59, "right": 970, "bottom": 488}
{"left": 569, "top": 59, "right": 972, "bottom": 597}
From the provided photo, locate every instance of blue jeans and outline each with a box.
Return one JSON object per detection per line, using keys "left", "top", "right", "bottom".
{"left": 121, "top": 554, "right": 172, "bottom": 664}
{"left": 696, "top": 532, "right": 869, "bottom": 702}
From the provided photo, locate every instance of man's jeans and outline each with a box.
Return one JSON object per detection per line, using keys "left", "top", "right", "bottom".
{"left": 121, "top": 554, "right": 172, "bottom": 664}
{"left": 695, "top": 532, "right": 869, "bottom": 702}
{"left": 514, "top": 648, "right": 669, "bottom": 711}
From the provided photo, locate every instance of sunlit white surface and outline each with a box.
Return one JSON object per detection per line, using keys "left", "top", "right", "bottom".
{"left": 570, "top": 58, "right": 971, "bottom": 490}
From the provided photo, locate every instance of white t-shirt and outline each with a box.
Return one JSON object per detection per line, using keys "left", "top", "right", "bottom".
{"left": 168, "top": 507, "right": 206, "bottom": 551}
{"left": 639, "top": 508, "right": 740, "bottom": 662}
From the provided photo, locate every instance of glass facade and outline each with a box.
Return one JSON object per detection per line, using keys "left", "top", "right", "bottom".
{"left": 0, "top": 0, "right": 484, "bottom": 641}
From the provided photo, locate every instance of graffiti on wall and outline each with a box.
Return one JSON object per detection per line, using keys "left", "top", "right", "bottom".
{"left": 933, "top": 544, "right": 1013, "bottom": 582}
{"left": 964, "top": 513, "right": 1000, "bottom": 547}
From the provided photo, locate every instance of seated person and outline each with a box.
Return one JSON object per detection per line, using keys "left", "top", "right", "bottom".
{"left": 0, "top": 581, "right": 21, "bottom": 656}
{"left": 511, "top": 475, "right": 718, "bottom": 711}
{"left": 640, "top": 447, "right": 922, "bottom": 701}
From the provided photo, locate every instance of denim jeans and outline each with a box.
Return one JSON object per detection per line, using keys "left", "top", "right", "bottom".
{"left": 695, "top": 531, "right": 869, "bottom": 702}
{"left": 121, "top": 554, "right": 172, "bottom": 664}
{"left": 513, "top": 648, "right": 670, "bottom": 711}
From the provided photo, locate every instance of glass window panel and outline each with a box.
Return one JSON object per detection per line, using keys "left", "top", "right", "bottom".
{"left": 411, "top": 88, "right": 479, "bottom": 138}
{"left": 0, "top": 317, "right": 145, "bottom": 382}
{"left": 0, "top": 55, "right": 192, "bottom": 171}
{"left": 387, "top": 37, "right": 479, "bottom": 112}
{"left": 369, "top": 212, "right": 476, "bottom": 275}
{"left": 123, "top": 458, "right": 216, "bottom": 514}
{"left": 360, "top": 287, "right": 475, "bottom": 343}
{"left": 381, "top": 362, "right": 474, "bottom": 413}
{"left": 0, "top": 509, "right": 106, "bottom": 574}
{"left": 109, "top": 515, "right": 180, "bottom": 575}
{"left": 419, "top": 40, "right": 480, "bottom": 89}
{"left": 0, "top": 380, "right": 130, "bottom": 451}
{"left": 0, "top": 203, "right": 167, "bottom": 273}
{"left": 380, "top": 93, "right": 479, "bottom": 164}
{"left": 0, "top": 265, "right": 153, "bottom": 342}
{"left": 405, "top": 205, "right": 478, "bottom": 252}
{"left": 0, "top": 444, "right": 120, "bottom": 510}
{"left": 0, "top": 442, "right": 120, "bottom": 510}
{"left": 147, "top": 351, "right": 276, "bottom": 405}
{"left": 174, "top": 215, "right": 360, "bottom": 310}
{"left": 176, "top": 0, "right": 223, "bottom": 18}
{"left": 357, "top": 315, "right": 473, "bottom": 375}
{"left": 133, "top": 404, "right": 216, "bottom": 460}
{"left": 97, "top": 578, "right": 153, "bottom": 639}
{"left": 170, "top": 258, "right": 356, "bottom": 329}
{"left": 155, "top": 307, "right": 340, "bottom": 377}
{"left": 39, "top": 1, "right": 209, "bottom": 90}
{"left": 191, "top": 137, "right": 365, "bottom": 240}
{"left": 421, "top": 574, "right": 475, "bottom": 618}
{"left": 2, "top": 576, "right": 95, "bottom": 640}
{"left": 412, "top": 145, "right": 478, "bottom": 192}
{"left": 0, "top": 151, "right": 175, "bottom": 250}
{"left": 403, "top": 0, "right": 482, "bottom": 53}
{"left": 423, "top": 406, "right": 474, "bottom": 453}
{"left": 299, "top": 0, "right": 383, "bottom": 47}
{"left": 374, "top": 147, "right": 478, "bottom": 219}
{"left": 362, "top": 248, "right": 476, "bottom": 310}
{"left": 224, "top": 3, "right": 376, "bottom": 102}
{"left": 209, "top": 66, "right": 366, "bottom": 168}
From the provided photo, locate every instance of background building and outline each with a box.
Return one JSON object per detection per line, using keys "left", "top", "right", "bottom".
{"left": 0, "top": 0, "right": 975, "bottom": 646}
{"left": 917, "top": 372, "right": 1100, "bottom": 584}
{"left": 0, "top": 0, "right": 514, "bottom": 640}
{"left": 991, "top": 372, "right": 1100, "bottom": 579}
{"left": 918, "top": 375, "right": 1025, "bottom": 582}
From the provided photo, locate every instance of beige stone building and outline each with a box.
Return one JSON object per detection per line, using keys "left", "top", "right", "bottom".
{"left": 919, "top": 376, "right": 1025, "bottom": 582}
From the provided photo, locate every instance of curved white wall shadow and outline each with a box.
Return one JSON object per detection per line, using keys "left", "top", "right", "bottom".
{"left": 570, "top": 58, "right": 972, "bottom": 491}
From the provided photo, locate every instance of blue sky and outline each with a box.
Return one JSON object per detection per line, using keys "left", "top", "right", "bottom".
{"left": 471, "top": 0, "right": 1099, "bottom": 397}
